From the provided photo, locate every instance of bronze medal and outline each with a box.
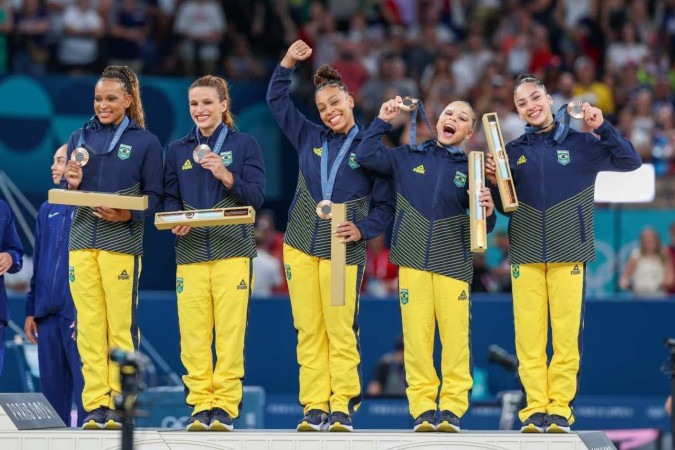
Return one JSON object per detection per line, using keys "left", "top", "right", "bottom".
{"left": 193, "top": 144, "right": 212, "bottom": 163}
{"left": 566, "top": 100, "right": 584, "bottom": 119}
{"left": 71, "top": 147, "right": 90, "bottom": 166}
{"left": 399, "top": 97, "right": 419, "bottom": 112}
{"left": 316, "top": 200, "right": 333, "bottom": 220}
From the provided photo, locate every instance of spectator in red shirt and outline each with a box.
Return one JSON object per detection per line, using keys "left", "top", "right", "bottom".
{"left": 363, "top": 233, "right": 398, "bottom": 298}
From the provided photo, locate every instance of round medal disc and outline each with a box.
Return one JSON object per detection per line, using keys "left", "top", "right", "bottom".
{"left": 567, "top": 100, "right": 584, "bottom": 119}
{"left": 71, "top": 147, "right": 90, "bottom": 166}
{"left": 399, "top": 97, "right": 419, "bottom": 112}
{"left": 193, "top": 144, "right": 212, "bottom": 163}
{"left": 316, "top": 200, "right": 333, "bottom": 220}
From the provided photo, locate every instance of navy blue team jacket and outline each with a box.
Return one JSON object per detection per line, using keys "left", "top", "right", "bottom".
{"left": 65, "top": 116, "right": 164, "bottom": 255}
{"left": 26, "top": 203, "right": 75, "bottom": 321}
{"left": 266, "top": 64, "right": 395, "bottom": 265}
{"left": 356, "top": 117, "right": 496, "bottom": 283}
{"left": 0, "top": 200, "right": 24, "bottom": 325}
{"left": 164, "top": 125, "right": 266, "bottom": 264}
{"left": 493, "top": 121, "right": 641, "bottom": 264}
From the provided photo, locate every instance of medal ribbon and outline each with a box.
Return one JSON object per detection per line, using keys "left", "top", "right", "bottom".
{"left": 523, "top": 104, "right": 570, "bottom": 144}
{"left": 321, "top": 125, "right": 359, "bottom": 201}
{"left": 194, "top": 123, "right": 229, "bottom": 155}
{"left": 410, "top": 101, "right": 434, "bottom": 147}
{"left": 77, "top": 115, "right": 130, "bottom": 153}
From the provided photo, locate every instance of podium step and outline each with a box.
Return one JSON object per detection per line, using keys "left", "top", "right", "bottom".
{"left": 0, "top": 429, "right": 616, "bottom": 450}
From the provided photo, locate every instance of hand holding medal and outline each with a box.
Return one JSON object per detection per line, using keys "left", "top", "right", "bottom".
{"left": 398, "top": 96, "right": 419, "bottom": 112}
{"left": 193, "top": 143, "right": 211, "bottom": 163}
{"left": 378, "top": 96, "right": 403, "bottom": 122}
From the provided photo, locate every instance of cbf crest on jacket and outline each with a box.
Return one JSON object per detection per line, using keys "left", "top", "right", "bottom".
{"left": 164, "top": 124, "right": 266, "bottom": 265}
{"left": 266, "top": 65, "right": 395, "bottom": 265}
{"left": 355, "top": 117, "right": 496, "bottom": 283}
{"left": 65, "top": 116, "right": 164, "bottom": 256}
{"left": 494, "top": 121, "right": 641, "bottom": 264}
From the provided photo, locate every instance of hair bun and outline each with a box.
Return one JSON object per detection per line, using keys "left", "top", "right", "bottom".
{"left": 314, "top": 65, "right": 342, "bottom": 87}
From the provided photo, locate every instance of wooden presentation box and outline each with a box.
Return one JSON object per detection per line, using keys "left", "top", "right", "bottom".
{"left": 48, "top": 189, "right": 148, "bottom": 210}
{"left": 154, "top": 207, "right": 255, "bottom": 230}
{"left": 469, "top": 151, "right": 487, "bottom": 253}
{"left": 482, "top": 112, "right": 519, "bottom": 212}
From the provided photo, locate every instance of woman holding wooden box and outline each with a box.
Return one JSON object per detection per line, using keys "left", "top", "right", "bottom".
{"left": 163, "top": 75, "right": 266, "bottom": 432}
{"left": 63, "top": 65, "right": 163, "bottom": 430}
{"left": 354, "top": 96, "right": 495, "bottom": 433}
{"left": 485, "top": 73, "right": 641, "bottom": 434}
{"left": 266, "top": 40, "right": 395, "bottom": 432}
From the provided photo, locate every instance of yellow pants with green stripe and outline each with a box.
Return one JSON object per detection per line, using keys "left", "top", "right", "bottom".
{"left": 176, "top": 257, "right": 252, "bottom": 418}
{"left": 69, "top": 249, "right": 141, "bottom": 412}
{"left": 398, "top": 267, "right": 472, "bottom": 419}
{"left": 283, "top": 243, "right": 363, "bottom": 415}
{"left": 512, "top": 262, "right": 585, "bottom": 424}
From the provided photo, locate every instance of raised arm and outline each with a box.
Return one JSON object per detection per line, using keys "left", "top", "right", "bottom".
{"left": 354, "top": 97, "right": 406, "bottom": 175}
{"left": 265, "top": 40, "right": 322, "bottom": 152}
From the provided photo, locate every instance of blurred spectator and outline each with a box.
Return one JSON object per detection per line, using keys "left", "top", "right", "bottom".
{"left": 606, "top": 22, "right": 649, "bottom": 74}
{"left": 630, "top": 89, "right": 656, "bottom": 162}
{"left": 573, "top": 55, "right": 615, "bottom": 114}
{"left": 173, "top": 0, "right": 225, "bottom": 76}
{"left": 452, "top": 29, "right": 493, "bottom": 96}
{"left": 310, "top": 9, "right": 340, "bottom": 71}
{"left": 252, "top": 230, "right": 283, "bottom": 298}
{"left": 619, "top": 228, "right": 674, "bottom": 297}
{"left": 331, "top": 40, "right": 369, "bottom": 96}
{"left": 254, "top": 210, "right": 286, "bottom": 294}
{"left": 363, "top": 234, "right": 398, "bottom": 298}
{"left": 652, "top": 74, "right": 675, "bottom": 114}
{"left": 472, "top": 253, "right": 498, "bottom": 293}
{"left": 366, "top": 335, "right": 406, "bottom": 397}
{"left": 651, "top": 104, "right": 675, "bottom": 177}
{"left": 58, "top": 0, "right": 103, "bottom": 74}
{"left": 224, "top": 33, "right": 266, "bottom": 81}
{"left": 13, "top": 0, "right": 49, "bottom": 76}
{"left": 554, "top": 0, "right": 597, "bottom": 35}
{"left": 108, "top": 0, "right": 150, "bottom": 74}
{"left": 255, "top": 210, "right": 284, "bottom": 263}
{"left": 527, "top": 25, "right": 555, "bottom": 79}
{"left": 359, "top": 53, "right": 418, "bottom": 121}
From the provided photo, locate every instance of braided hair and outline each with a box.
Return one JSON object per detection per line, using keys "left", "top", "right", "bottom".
{"left": 100, "top": 65, "right": 146, "bottom": 128}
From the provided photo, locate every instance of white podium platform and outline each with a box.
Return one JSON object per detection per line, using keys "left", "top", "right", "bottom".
{"left": 0, "top": 429, "right": 616, "bottom": 450}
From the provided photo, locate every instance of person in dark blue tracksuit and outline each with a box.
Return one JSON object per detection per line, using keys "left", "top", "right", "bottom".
{"left": 0, "top": 200, "right": 23, "bottom": 376}
{"left": 355, "top": 96, "right": 496, "bottom": 432}
{"left": 267, "top": 40, "right": 395, "bottom": 432}
{"left": 24, "top": 144, "right": 85, "bottom": 427}
{"left": 486, "top": 74, "right": 641, "bottom": 433}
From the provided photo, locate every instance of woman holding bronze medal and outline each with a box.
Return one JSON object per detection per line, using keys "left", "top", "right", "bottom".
{"left": 485, "top": 74, "right": 641, "bottom": 434}
{"left": 354, "top": 96, "right": 495, "bottom": 433}
{"left": 63, "top": 65, "right": 164, "bottom": 430}
{"left": 164, "top": 75, "right": 266, "bottom": 432}
{"left": 266, "top": 40, "right": 395, "bottom": 432}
